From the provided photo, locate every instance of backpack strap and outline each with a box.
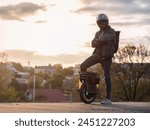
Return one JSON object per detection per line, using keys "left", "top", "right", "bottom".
{"left": 114, "top": 31, "right": 120, "bottom": 53}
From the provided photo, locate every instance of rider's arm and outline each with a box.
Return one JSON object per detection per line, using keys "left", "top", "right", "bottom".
{"left": 91, "top": 31, "right": 99, "bottom": 48}
{"left": 97, "top": 29, "right": 116, "bottom": 45}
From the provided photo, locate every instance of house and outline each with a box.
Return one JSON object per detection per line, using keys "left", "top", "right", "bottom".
{"left": 35, "top": 66, "right": 55, "bottom": 75}
{"left": 74, "top": 64, "right": 80, "bottom": 77}
{"left": 13, "top": 72, "right": 30, "bottom": 86}
{"left": 5, "top": 63, "right": 30, "bottom": 86}
{"left": 63, "top": 75, "right": 75, "bottom": 90}
{"left": 6, "top": 63, "right": 17, "bottom": 73}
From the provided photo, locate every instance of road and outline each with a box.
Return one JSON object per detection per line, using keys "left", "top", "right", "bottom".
{"left": 0, "top": 102, "right": 150, "bottom": 113}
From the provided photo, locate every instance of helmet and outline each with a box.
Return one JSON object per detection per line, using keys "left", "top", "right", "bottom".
{"left": 96, "top": 14, "right": 109, "bottom": 22}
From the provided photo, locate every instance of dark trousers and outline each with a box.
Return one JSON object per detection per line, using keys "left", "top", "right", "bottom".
{"left": 80, "top": 54, "right": 112, "bottom": 99}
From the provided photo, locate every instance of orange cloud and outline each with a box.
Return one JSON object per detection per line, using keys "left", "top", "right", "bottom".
{"left": 1, "top": 49, "right": 90, "bottom": 67}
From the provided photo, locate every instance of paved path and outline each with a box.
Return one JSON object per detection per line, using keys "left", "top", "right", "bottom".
{"left": 0, "top": 102, "right": 149, "bottom": 113}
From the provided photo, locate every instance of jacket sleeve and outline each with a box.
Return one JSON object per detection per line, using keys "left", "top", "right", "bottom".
{"left": 91, "top": 31, "right": 99, "bottom": 48}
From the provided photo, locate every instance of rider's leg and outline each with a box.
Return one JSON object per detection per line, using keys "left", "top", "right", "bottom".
{"left": 101, "top": 58, "right": 112, "bottom": 100}
{"left": 80, "top": 54, "right": 100, "bottom": 72}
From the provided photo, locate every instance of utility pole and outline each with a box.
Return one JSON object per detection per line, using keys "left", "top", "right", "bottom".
{"left": 33, "top": 67, "right": 36, "bottom": 102}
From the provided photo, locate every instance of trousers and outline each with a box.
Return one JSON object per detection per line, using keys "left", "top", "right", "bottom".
{"left": 80, "top": 54, "right": 112, "bottom": 99}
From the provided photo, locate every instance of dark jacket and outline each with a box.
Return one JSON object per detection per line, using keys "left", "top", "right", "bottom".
{"left": 92, "top": 25, "right": 117, "bottom": 59}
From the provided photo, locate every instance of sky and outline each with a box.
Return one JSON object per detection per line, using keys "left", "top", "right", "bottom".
{"left": 0, "top": 0, "right": 150, "bottom": 67}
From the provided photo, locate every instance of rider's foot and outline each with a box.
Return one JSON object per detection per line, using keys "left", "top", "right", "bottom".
{"left": 101, "top": 98, "right": 111, "bottom": 104}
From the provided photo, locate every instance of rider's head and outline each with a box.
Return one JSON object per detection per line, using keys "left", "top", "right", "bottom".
{"left": 96, "top": 14, "right": 109, "bottom": 30}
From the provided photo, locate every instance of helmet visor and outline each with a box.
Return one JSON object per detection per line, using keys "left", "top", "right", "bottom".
{"left": 97, "top": 20, "right": 108, "bottom": 25}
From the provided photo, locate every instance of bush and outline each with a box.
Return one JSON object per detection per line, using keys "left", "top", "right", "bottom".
{"left": 0, "top": 86, "right": 20, "bottom": 102}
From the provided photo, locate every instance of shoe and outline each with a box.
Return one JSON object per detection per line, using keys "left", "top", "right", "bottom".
{"left": 101, "top": 98, "right": 111, "bottom": 104}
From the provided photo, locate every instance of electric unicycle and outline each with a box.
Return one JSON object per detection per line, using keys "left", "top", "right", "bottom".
{"left": 79, "top": 72, "right": 100, "bottom": 104}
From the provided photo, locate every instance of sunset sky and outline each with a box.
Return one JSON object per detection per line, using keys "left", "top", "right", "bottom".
{"left": 0, "top": 0, "right": 150, "bottom": 67}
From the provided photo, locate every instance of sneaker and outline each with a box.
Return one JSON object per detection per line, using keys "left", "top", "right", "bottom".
{"left": 101, "top": 98, "right": 111, "bottom": 104}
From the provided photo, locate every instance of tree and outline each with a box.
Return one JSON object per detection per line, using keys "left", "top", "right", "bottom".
{"left": 54, "top": 64, "right": 63, "bottom": 72}
{"left": 0, "top": 52, "right": 8, "bottom": 63}
{"left": 0, "top": 65, "right": 19, "bottom": 102}
{"left": 50, "top": 72, "right": 64, "bottom": 89}
{"left": 28, "top": 72, "right": 46, "bottom": 88}
{"left": 113, "top": 44, "right": 150, "bottom": 101}
{"left": 63, "top": 67, "right": 74, "bottom": 76}
{"left": 11, "top": 62, "right": 25, "bottom": 72}
{"left": 0, "top": 86, "right": 19, "bottom": 102}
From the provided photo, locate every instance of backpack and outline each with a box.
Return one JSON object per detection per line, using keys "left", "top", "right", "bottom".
{"left": 114, "top": 31, "right": 120, "bottom": 53}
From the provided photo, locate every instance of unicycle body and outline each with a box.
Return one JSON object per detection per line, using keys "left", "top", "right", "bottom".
{"left": 79, "top": 72, "right": 100, "bottom": 104}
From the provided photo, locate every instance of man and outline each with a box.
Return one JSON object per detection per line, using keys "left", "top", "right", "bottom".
{"left": 80, "top": 14, "right": 117, "bottom": 104}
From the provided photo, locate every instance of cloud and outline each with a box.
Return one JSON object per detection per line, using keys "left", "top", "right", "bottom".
{"left": 111, "top": 22, "right": 139, "bottom": 27}
{"left": 142, "top": 18, "right": 150, "bottom": 24}
{"left": 1, "top": 50, "right": 90, "bottom": 67}
{"left": 35, "top": 20, "right": 47, "bottom": 24}
{"left": 54, "top": 53, "right": 89, "bottom": 64}
{"left": 81, "top": 42, "right": 91, "bottom": 48}
{"left": 75, "top": 0, "right": 150, "bottom": 15}
{"left": 80, "top": 0, "right": 94, "bottom": 4}
{"left": 0, "top": 2, "right": 46, "bottom": 21}
{"left": 73, "top": 0, "right": 150, "bottom": 27}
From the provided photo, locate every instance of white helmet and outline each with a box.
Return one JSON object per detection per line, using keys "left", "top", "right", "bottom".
{"left": 96, "top": 14, "right": 109, "bottom": 22}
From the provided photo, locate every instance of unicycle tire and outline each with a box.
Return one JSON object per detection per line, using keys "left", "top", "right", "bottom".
{"left": 79, "top": 83, "right": 97, "bottom": 104}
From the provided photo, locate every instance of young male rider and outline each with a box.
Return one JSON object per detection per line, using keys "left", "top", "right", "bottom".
{"left": 80, "top": 14, "right": 117, "bottom": 104}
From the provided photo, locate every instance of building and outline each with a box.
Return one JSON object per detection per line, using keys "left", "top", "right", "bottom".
{"left": 74, "top": 64, "right": 80, "bottom": 77}
{"left": 35, "top": 66, "right": 55, "bottom": 75}
{"left": 63, "top": 75, "right": 75, "bottom": 90}
{"left": 14, "top": 72, "right": 30, "bottom": 85}
{"left": 6, "top": 63, "right": 17, "bottom": 73}
{"left": 5, "top": 63, "right": 30, "bottom": 86}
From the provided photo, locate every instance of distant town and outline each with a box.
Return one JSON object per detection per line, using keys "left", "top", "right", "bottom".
{"left": 0, "top": 61, "right": 81, "bottom": 102}
{"left": 0, "top": 61, "right": 150, "bottom": 102}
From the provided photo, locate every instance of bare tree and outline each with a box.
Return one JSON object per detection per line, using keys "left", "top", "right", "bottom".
{"left": 114, "top": 44, "right": 150, "bottom": 101}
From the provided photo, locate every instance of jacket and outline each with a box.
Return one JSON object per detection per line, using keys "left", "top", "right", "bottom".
{"left": 92, "top": 25, "right": 117, "bottom": 59}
